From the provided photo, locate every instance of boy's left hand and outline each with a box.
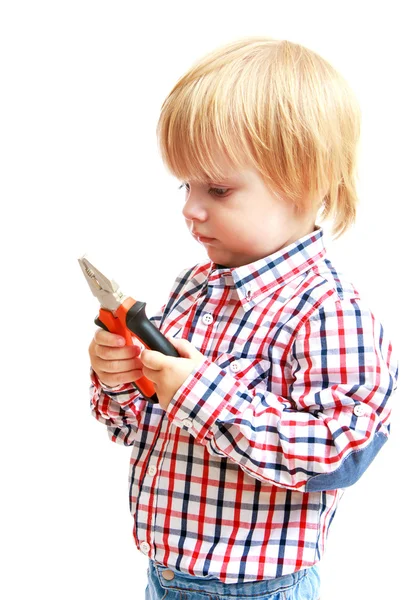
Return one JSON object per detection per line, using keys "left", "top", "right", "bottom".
{"left": 140, "top": 338, "right": 206, "bottom": 410}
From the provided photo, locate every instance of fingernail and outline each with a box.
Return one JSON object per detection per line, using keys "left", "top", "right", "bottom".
{"left": 117, "top": 338, "right": 125, "bottom": 346}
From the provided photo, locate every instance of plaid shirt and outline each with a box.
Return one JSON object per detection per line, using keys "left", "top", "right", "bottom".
{"left": 90, "top": 227, "right": 397, "bottom": 583}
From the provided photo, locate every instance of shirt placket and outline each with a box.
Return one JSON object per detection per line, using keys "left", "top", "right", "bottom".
{"left": 135, "top": 415, "right": 170, "bottom": 558}
{"left": 190, "top": 279, "right": 232, "bottom": 357}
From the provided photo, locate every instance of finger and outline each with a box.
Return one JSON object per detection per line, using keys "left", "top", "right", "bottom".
{"left": 96, "top": 369, "right": 143, "bottom": 388}
{"left": 95, "top": 356, "right": 143, "bottom": 375}
{"left": 140, "top": 349, "right": 166, "bottom": 370}
{"left": 89, "top": 340, "right": 140, "bottom": 375}
{"left": 141, "top": 365, "right": 158, "bottom": 384}
{"left": 93, "top": 329, "right": 126, "bottom": 347}
{"left": 95, "top": 343, "right": 141, "bottom": 361}
{"left": 169, "top": 338, "right": 201, "bottom": 360}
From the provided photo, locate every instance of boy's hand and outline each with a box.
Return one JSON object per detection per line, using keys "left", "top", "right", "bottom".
{"left": 141, "top": 338, "right": 206, "bottom": 410}
{"left": 89, "top": 329, "right": 143, "bottom": 388}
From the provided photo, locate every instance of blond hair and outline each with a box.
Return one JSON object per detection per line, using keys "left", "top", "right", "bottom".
{"left": 157, "top": 37, "right": 361, "bottom": 238}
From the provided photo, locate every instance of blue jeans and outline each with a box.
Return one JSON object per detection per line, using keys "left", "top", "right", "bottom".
{"left": 145, "top": 560, "right": 320, "bottom": 600}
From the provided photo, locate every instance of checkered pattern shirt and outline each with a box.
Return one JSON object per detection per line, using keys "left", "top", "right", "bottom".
{"left": 90, "top": 228, "right": 398, "bottom": 583}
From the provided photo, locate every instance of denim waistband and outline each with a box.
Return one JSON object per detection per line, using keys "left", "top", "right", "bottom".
{"left": 151, "top": 560, "right": 312, "bottom": 597}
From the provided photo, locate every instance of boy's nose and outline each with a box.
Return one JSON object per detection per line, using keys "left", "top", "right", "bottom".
{"left": 182, "top": 193, "right": 208, "bottom": 221}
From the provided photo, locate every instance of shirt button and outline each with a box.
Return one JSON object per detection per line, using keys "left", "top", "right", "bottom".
{"left": 182, "top": 418, "right": 193, "bottom": 428}
{"left": 202, "top": 313, "right": 214, "bottom": 325}
{"left": 230, "top": 361, "right": 240, "bottom": 373}
{"left": 353, "top": 404, "right": 366, "bottom": 417}
{"left": 147, "top": 465, "right": 157, "bottom": 476}
{"left": 140, "top": 541, "right": 151, "bottom": 555}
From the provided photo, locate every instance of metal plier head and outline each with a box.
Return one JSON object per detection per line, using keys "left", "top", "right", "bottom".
{"left": 78, "top": 256, "right": 127, "bottom": 312}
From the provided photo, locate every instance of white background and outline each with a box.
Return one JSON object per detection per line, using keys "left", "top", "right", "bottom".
{"left": 1, "top": 1, "right": 416, "bottom": 598}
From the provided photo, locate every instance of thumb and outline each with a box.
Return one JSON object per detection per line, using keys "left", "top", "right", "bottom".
{"left": 169, "top": 337, "right": 202, "bottom": 360}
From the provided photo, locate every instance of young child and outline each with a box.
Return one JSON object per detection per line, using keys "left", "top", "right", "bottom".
{"left": 88, "top": 38, "right": 398, "bottom": 600}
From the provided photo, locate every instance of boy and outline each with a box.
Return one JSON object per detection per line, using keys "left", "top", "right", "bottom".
{"left": 88, "top": 38, "right": 398, "bottom": 600}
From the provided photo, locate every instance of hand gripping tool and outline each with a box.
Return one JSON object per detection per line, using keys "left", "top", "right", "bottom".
{"left": 78, "top": 256, "right": 179, "bottom": 403}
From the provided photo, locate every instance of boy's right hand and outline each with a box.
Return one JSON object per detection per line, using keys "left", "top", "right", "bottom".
{"left": 89, "top": 329, "right": 143, "bottom": 388}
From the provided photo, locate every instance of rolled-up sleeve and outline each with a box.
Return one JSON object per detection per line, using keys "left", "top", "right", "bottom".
{"left": 166, "top": 297, "right": 398, "bottom": 492}
{"left": 90, "top": 370, "right": 146, "bottom": 445}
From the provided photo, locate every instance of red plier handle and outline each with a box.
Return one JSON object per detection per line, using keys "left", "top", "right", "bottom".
{"left": 96, "top": 297, "right": 179, "bottom": 403}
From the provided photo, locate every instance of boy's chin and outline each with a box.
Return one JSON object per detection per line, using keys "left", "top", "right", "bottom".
{"left": 206, "top": 247, "right": 251, "bottom": 269}
{"left": 206, "top": 246, "right": 231, "bottom": 266}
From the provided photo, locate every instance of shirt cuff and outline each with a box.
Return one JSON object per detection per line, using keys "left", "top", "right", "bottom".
{"left": 165, "top": 359, "right": 244, "bottom": 444}
{"left": 90, "top": 369, "right": 138, "bottom": 408}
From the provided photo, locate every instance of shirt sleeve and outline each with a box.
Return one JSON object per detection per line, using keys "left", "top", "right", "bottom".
{"left": 165, "top": 296, "right": 398, "bottom": 492}
{"left": 90, "top": 369, "right": 147, "bottom": 446}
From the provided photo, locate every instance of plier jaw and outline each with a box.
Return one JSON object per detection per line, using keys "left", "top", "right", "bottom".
{"left": 78, "top": 256, "right": 127, "bottom": 312}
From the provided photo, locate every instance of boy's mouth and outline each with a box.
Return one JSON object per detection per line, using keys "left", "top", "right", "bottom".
{"left": 192, "top": 233, "right": 215, "bottom": 243}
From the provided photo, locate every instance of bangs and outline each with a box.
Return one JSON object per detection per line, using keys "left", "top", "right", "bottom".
{"left": 157, "top": 78, "right": 255, "bottom": 184}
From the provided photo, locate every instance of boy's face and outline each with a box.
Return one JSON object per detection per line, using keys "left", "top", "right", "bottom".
{"left": 181, "top": 164, "right": 319, "bottom": 268}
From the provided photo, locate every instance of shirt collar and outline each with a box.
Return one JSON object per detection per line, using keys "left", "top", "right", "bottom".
{"left": 207, "top": 227, "right": 327, "bottom": 309}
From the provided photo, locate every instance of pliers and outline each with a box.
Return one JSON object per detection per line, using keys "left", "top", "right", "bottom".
{"left": 79, "top": 256, "right": 179, "bottom": 403}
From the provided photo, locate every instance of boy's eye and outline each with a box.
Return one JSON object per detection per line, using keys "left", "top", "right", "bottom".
{"left": 208, "top": 187, "right": 229, "bottom": 197}
{"left": 178, "top": 183, "right": 229, "bottom": 198}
